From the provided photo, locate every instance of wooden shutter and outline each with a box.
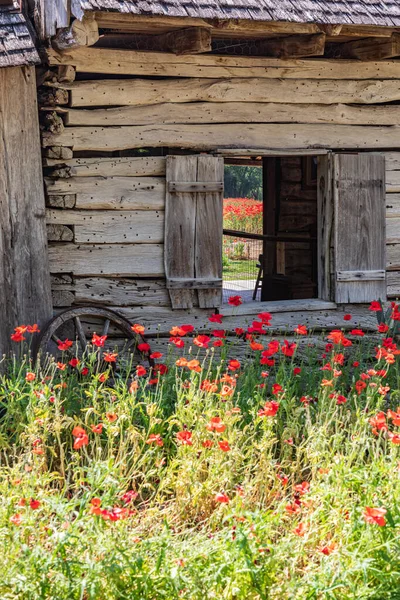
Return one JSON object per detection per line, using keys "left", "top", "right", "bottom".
{"left": 333, "top": 153, "right": 386, "bottom": 304}
{"left": 165, "top": 155, "right": 224, "bottom": 309}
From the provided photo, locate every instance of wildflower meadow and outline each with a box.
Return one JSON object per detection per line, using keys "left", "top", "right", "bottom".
{"left": 0, "top": 298, "right": 400, "bottom": 599}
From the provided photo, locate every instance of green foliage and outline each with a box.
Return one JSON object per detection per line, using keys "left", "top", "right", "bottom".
{"left": 224, "top": 166, "right": 263, "bottom": 200}
{"left": 0, "top": 328, "right": 399, "bottom": 599}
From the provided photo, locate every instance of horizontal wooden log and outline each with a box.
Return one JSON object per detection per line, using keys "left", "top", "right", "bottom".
{"left": 48, "top": 244, "right": 164, "bottom": 276}
{"left": 47, "top": 194, "right": 76, "bottom": 209}
{"left": 46, "top": 224, "right": 74, "bottom": 242}
{"left": 52, "top": 289, "right": 75, "bottom": 307}
{"left": 90, "top": 304, "right": 376, "bottom": 336}
{"left": 46, "top": 47, "right": 400, "bottom": 79}
{"left": 157, "top": 27, "right": 211, "bottom": 55}
{"left": 386, "top": 170, "right": 400, "bottom": 192}
{"left": 387, "top": 244, "right": 400, "bottom": 270}
{"left": 387, "top": 271, "right": 400, "bottom": 296}
{"left": 63, "top": 102, "right": 400, "bottom": 127}
{"left": 256, "top": 33, "right": 326, "bottom": 58}
{"left": 58, "top": 78, "right": 400, "bottom": 107}
{"left": 45, "top": 177, "right": 165, "bottom": 210}
{"left": 45, "top": 156, "right": 166, "bottom": 178}
{"left": 46, "top": 209, "right": 164, "bottom": 243}
{"left": 386, "top": 218, "right": 400, "bottom": 243}
{"left": 42, "top": 123, "right": 400, "bottom": 152}
{"left": 336, "top": 270, "right": 386, "bottom": 281}
{"left": 385, "top": 152, "right": 400, "bottom": 170}
{"left": 74, "top": 277, "right": 170, "bottom": 307}
{"left": 386, "top": 193, "right": 400, "bottom": 216}
{"left": 334, "top": 33, "right": 400, "bottom": 61}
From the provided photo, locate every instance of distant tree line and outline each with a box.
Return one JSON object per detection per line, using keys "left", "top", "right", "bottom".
{"left": 224, "top": 165, "right": 263, "bottom": 200}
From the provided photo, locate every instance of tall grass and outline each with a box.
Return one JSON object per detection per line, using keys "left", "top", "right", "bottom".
{"left": 0, "top": 314, "right": 399, "bottom": 599}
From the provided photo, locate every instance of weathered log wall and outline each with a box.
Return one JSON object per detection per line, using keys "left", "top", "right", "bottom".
{"left": 39, "top": 49, "right": 400, "bottom": 338}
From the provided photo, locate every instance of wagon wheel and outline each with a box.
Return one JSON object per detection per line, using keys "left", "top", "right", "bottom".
{"left": 33, "top": 307, "right": 153, "bottom": 371}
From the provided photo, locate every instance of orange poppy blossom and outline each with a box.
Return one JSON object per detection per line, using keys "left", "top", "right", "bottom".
{"left": 146, "top": 433, "right": 163, "bottom": 447}
{"left": 132, "top": 324, "right": 145, "bottom": 335}
{"left": 176, "top": 430, "right": 193, "bottom": 446}
{"left": 363, "top": 506, "right": 387, "bottom": 526}
{"left": 105, "top": 413, "right": 118, "bottom": 423}
{"left": 72, "top": 426, "right": 89, "bottom": 450}
{"left": 258, "top": 401, "right": 279, "bottom": 417}
{"left": 58, "top": 339, "right": 73, "bottom": 351}
{"left": 206, "top": 417, "right": 226, "bottom": 433}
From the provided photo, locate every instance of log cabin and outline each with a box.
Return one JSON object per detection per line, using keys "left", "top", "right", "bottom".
{"left": 3, "top": 0, "right": 400, "bottom": 355}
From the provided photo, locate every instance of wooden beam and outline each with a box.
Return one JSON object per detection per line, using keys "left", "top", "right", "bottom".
{"left": 255, "top": 33, "right": 326, "bottom": 58}
{"left": 42, "top": 123, "right": 400, "bottom": 152}
{"left": 51, "top": 77, "right": 400, "bottom": 108}
{"left": 48, "top": 243, "right": 165, "bottom": 277}
{"left": 34, "top": 0, "right": 70, "bottom": 40}
{"left": 62, "top": 102, "right": 400, "bottom": 128}
{"left": 45, "top": 48, "right": 400, "bottom": 80}
{"left": 92, "top": 12, "right": 400, "bottom": 40}
{"left": 45, "top": 156, "right": 166, "bottom": 178}
{"left": 156, "top": 27, "right": 211, "bottom": 55}
{"left": 52, "top": 15, "right": 100, "bottom": 50}
{"left": 333, "top": 33, "right": 400, "bottom": 60}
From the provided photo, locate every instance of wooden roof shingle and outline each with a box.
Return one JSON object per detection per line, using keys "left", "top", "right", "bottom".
{"left": 0, "top": 2, "right": 39, "bottom": 68}
{"left": 79, "top": 0, "right": 400, "bottom": 28}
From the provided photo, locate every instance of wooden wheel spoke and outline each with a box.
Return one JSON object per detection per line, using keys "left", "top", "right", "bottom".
{"left": 51, "top": 334, "right": 62, "bottom": 346}
{"left": 74, "top": 317, "right": 88, "bottom": 351}
{"left": 102, "top": 319, "right": 111, "bottom": 338}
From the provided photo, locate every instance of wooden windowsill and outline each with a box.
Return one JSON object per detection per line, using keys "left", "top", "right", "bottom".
{"left": 222, "top": 298, "right": 337, "bottom": 314}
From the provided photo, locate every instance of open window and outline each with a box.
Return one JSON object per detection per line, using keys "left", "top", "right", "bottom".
{"left": 164, "top": 153, "right": 386, "bottom": 310}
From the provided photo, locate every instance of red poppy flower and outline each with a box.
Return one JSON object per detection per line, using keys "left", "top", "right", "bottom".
{"left": 58, "top": 339, "right": 73, "bottom": 351}
{"left": 136, "top": 365, "right": 147, "bottom": 377}
{"left": 187, "top": 359, "right": 201, "bottom": 372}
{"left": 176, "top": 430, "right": 192, "bottom": 446}
{"left": 181, "top": 324, "right": 194, "bottom": 334}
{"left": 91, "top": 333, "right": 107, "bottom": 347}
{"left": 121, "top": 490, "right": 138, "bottom": 504}
{"left": 336, "top": 394, "right": 347, "bottom": 405}
{"left": 25, "top": 372, "right": 36, "bottom": 382}
{"left": 355, "top": 380, "right": 367, "bottom": 395}
{"left": 138, "top": 342, "right": 151, "bottom": 353}
{"left": 209, "top": 313, "right": 224, "bottom": 323}
{"left": 29, "top": 499, "right": 41, "bottom": 510}
{"left": 212, "top": 329, "right": 225, "bottom": 338}
{"left": 72, "top": 426, "right": 89, "bottom": 449}
{"left": 11, "top": 331, "right": 25, "bottom": 342}
{"left": 27, "top": 324, "right": 40, "bottom": 333}
{"left": 106, "top": 412, "right": 118, "bottom": 423}
{"left": 388, "top": 431, "right": 400, "bottom": 444}
{"left": 10, "top": 513, "right": 22, "bottom": 526}
{"left": 293, "top": 367, "right": 301, "bottom": 376}
{"left": 57, "top": 362, "right": 67, "bottom": 371}
{"left": 104, "top": 352, "right": 118, "bottom": 363}
{"left": 294, "top": 481, "right": 310, "bottom": 495}
{"left": 202, "top": 439, "right": 214, "bottom": 448}
{"left": 132, "top": 324, "right": 145, "bottom": 335}
{"left": 235, "top": 327, "right": 245, "bottom": 336}
{"left": 228, "top": 359, "right": 241, "bottom": 371}
{"left": 387, "top": 408, "right": 400, "bottom": 426}
{"left": 281, "top": 340, "right": 297, "bottom": 357}
{"left": 81, "top": 367, "right": 89, "bottom": 376}
{"left": 272, "top": 383, "right": 283, "bottom": 395}
{"left": 319, "top": 542, "right": 337, "bottom": 555}
{"left": 260, "top": 357, "right": 275, "bottom": 366}
{"left": 91, "top": 423, "right": 103, "bottom": 434}
{"left": 295, "top": 325, "right": 307, "bottom": 335}
{"left": 351, "top": 329, "right": 365, "bottom": 337}
{"left": 363, "top": 507, "right": 386, "bottom": 526}
{"left": 215, "top": 492, "right": 229, "bottom": 504}
{"left": 170, "top": 336, "right": 185, "bottom": 348}
{"left": 146, "top": 433, "right": 163, "bottom": 447}
{"left": 207, "top": 417, "right": 226, "bottom": 433}
{"left": 285, "top": 502, "right": 301, "bottom": 514}
{"left": 258, "top": 312, "right": 272, "bottom": 324}
{"left": 369, "top": 411, "right": 387, "bottom": 434}
{"left": 193, "top": 335, "right": 211, "bottom": 349}
{"left": 258, "top": 401, "right": 279, "bottom": 417}
{"left": 378, "top": 323, "right": 389, "bottom": 333}
{"left": 150, "top": 351, "right": 163, "bottom": 359}
{"left": 250, "top": 341, "right": 264, "bottom": 351}
{"left": 369, "top": 301, "right": 382, "bottom": 312}
{"left": 293, "top": 522, "right": 307, "bottom": 537}
{"left": 343, "top": 314, "right": 352, "bottom": 321}
{"left": 218, "top": 439, "right": 230, "bottom": 452}
{"left": 228, "top": 295, "right": 242, "bottom": 306}
{"left": 69, "top": 358, "right": 79, "bottom": 367}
